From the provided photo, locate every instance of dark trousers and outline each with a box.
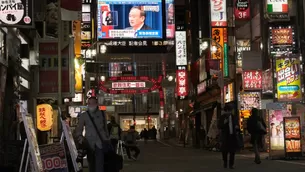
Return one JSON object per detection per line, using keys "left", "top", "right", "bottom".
{"left": 125, "top": 145, "right": 140, "bottom": 158}
{"left": 222, "top": 151, "right": 235, "bottom": 167}
{"left": 110, "top": 139, "right": 118, "bottom": 151}
{"left": 87, "top": 146, "right": 105, "bottom": 172}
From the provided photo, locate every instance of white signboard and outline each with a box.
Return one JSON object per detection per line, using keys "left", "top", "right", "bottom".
{"left": 112, "top": 82, "right": 146, "bottom": 89}
{"left": 267, "top": 0, "right": 288, "bottom": 13}
{"left": 21, "top": 113, "right": 44, "bottom": 172}
{"left": 61, "top": 119, "right": 80, "bottom": 171}
{"left": 175, "top": 31, "right": 187, "bottom": 66}
{"left": 210, "top": 0, "right": 227, "bottom": 27}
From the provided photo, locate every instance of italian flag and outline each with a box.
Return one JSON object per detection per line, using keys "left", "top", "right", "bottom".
{"left": 267, "top": 2, "right": 288, "bottom": 13}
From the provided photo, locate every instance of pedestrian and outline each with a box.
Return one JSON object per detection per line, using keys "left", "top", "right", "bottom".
{"left": 123, "top": 125, "right": 141, "bottom": 160}
{"left": 151, "top": 126, "right": 157, "bottom": 142}
{"left": 142, "top": 128, "right": 148, "bottom": 144}
{"left": 75, "top": 96, "right": 110, "bottom": 172}
{"left": 247, "top": 108, "right": 267, "bottom": 164}
{"left": 218, "top": 105, "right": 241, "bottom": 169}
{"left": 107, "top": 116, "right": 122, "bottom": 151}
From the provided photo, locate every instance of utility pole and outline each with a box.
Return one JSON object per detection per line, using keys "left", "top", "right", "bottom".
{"left": 132, "top": 94, "right": 136, "bottom": 126}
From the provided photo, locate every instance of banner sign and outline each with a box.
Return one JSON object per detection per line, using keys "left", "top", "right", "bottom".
{"left": 236, "top": 39, "right": 251, "bottom": 71}
{"left": 0, "top": 0, "right": 34, "bottom": 27}
{"left": 262, "top": 69, "right": 273, "bottom": 94}
{"left": 211, "top": 27, "right": 228, "bottom": 76}
{"left": 81, "top": 1, "right": 93, "bottom": 49}
{"left": 112, "top": 82, "right": 146, "bottom": 89}
{"left": 269, "top": 25, "right": 296, "bottom": 53}
{"left": 276, "top": 56, "right": 301, "bottom": 102}
{"left": 176, "top": 66, "right": 188, "bottom": 100}
{"left": 234, "top": 0, "right": 250, "bottom": 20}
{"left": 39, "top": 143, "right": 69, "bottom": 171}
{"left": 22, "top": 113, "right": 44, "bottom": 172}
{"left": 37, "top": 39, "right": 75, "bottom": 98}
{"left": 210, "top": 0, "right": 227, "bottom": 26}
{"left": 239, "top": 92, "right": 261, "bottom": 110}
{"left": 243, "top": 70, "right": 262, "bottom": 90}
{"left": 175, "top": 31, "right": 187, "bottom": 66}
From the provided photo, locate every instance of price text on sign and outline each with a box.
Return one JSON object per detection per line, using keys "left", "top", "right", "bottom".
{"left": 176, "top": 69, "right": 188, "bottom": 99}
{"left": 43, "top": 157, "right": 67, "bottom": 170}
{"left": 234, "top": 0, "right": 250, "bottom": 20}
{"left": 243, "top": 70, "right": 262, "bottom": 90}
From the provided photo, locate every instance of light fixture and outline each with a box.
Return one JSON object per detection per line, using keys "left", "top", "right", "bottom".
{"left": 100, "top": 44, "right": 107, "bottom": 54}
{"left": 168, "top": 75, "right": 173, "bottom": 81}
{"left": 100, "top": 76, "right": 105, "bottom": 81}
{"left": 211, "top": 45, "right": 217, "bottom": 53}
{"left": 200, "top": 41, "right": 209, "bottom": 51}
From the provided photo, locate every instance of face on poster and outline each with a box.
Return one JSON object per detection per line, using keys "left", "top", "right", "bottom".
{"left": 239, "top": 92, "right": 261, "bottom": 110}
{"left": 166, "top": 0, "right": 175, "bottom": 38}
{"left": 97, "top": 0, "right": 163, "bottom": 39}
{"left": 269, "top": 110, "right": 285, "bottom": 150}
{"left": 276, "top": 57, "right": 301, "bottom": 101}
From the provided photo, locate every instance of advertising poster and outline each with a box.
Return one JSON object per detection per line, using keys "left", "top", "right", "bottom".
{"left": 166, "top": 0, "right": 175, "bottom": 38}
{"left": 22, "top": 113, "right": 44, "bottom": 172}
{"left": 243, "top": 70, "right": 262, "bottom": 90}
{"left": 276, "top": 57, "right": 301, "bottom": 102}
{"left": 97, "top": 0, "right": 163, "bottom": 39}
{"left": 210, "top": 0, "right": 227, "bottom": 26}
{"left": 39, "top": 143, "right": 69, "bottom": 172}
{"left": 262, "top": 69, "right": 273, "bottom": 94}
{"left": 269, "top": 26, "right": 295, "bottom": 53}
{"left": 284, "top": 117, "right": 302, "bottom": 156}
{"left": 37, "top": 39, "right": 74, "bottom": 98}
{"left": 234, "top": 0, "right": 250, "bottom": 20}
{"left": 269, "top": 110, "right": 285, "bottom": 151}
{"left": 239, "top": 92, "right": 261, "bottom": 110}
{"left": 0, "top": 0, "right": 33, "bottom": 27}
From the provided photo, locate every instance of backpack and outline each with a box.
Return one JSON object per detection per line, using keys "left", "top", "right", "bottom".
{"left": 110, "top": 125, "right": 120, "bottom": 139}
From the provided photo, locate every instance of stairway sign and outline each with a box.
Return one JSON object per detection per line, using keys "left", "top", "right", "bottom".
{"left": 21, "top": 113, "right": 44, "bottom": 172}
{"left": 61, "top": 118, "right": 80, "bottom": 171}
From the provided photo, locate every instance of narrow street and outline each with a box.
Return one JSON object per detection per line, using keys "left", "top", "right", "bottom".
{"left": 116, "top": 141, "right": 305, "bottom": 172}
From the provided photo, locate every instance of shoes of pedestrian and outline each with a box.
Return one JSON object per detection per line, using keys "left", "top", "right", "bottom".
{"left": 254, "top": 160, "right": 261, "bottom": 164}
{"left": 223, "top": 163, "right": 227, "bottom": 168}
{"left": 229, "top": 166, "right": 234, "bottom": 169}
{"left": 131, "top": 156, "right": 137, "bottom": 161}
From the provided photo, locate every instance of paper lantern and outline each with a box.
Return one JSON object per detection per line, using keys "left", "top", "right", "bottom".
{"left": 37, "top": 104, "right": 53, "bottom": 131}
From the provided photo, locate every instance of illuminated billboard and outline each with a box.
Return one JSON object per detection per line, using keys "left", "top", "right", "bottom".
{"left": 166, "top": 0, "right": 175, "bottom": 38}
{"left": 97, "top": 0, "right": 163, "bottom": 39}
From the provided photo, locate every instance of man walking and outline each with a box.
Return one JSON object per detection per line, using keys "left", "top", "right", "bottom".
{"left": 107, "top": 116, "right": 122, "bottom": 150}
{"left": 75, "top": 96, "right": 110, "bottom": 172}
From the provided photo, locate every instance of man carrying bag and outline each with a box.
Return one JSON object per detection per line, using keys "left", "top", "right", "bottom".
{"left": 75, "top": 96, "right": 122, "bottom": 172}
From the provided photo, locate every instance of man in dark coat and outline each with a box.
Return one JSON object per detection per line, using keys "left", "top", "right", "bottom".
{"left": 218, "top": 105, "right": 240, "bottom": 169}
{"left": 247, "top": 108, "right": 267, "bottom": 164}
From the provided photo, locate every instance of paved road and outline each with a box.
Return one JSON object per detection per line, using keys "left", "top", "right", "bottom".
{"left": 120, "top": 141, "right": 305, "bottom": 172}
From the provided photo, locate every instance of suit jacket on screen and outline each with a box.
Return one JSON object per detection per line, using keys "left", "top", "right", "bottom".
{"left": 125, "top": 24, "right": 152, "bottom": 30}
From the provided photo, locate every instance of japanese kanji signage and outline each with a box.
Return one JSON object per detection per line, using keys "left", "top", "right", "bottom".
{"left": 36, "top": 104, "right": 53, "bottom": 131}
{"left": 236, "top": 39, "right": 251, "bottom": 71}
{"left": 210, "top": 0, "right": 227, "bottom": 26}
{"left": 239, "top": 92, "right": 261, "bottom": 110}
{"left": 243, "top": 70, "right": 262, "bottom": 90}
{"left": 175, "top": 31, "right": 187, "bottom": 66}
{"left": 211, "top": 27, "right": 229, "bottom": 77}
{"left": 234, "top": 0, "right": 250, "bottom": 20}
{"left": 0, "top": 0, "right": 33, "bottom": 27}
{"left": 176, "top": 67, "right": 188, "bottom": 100}
{"left": 269, "top": 25, "right": 296, "bottom": 53}
{"left": 276, "top": 57, "right": 301, "bottom": 102}
{"left": 112, "top": 82, "right": 146, "bottom": 89}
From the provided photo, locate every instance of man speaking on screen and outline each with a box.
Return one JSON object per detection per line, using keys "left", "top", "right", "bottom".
{"left": 125, "top": 6, "right": 152, "bottom": 31}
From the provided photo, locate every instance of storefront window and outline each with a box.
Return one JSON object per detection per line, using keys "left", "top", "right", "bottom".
{"left": 120, "top": 116, "right": 158, "bottom": 132}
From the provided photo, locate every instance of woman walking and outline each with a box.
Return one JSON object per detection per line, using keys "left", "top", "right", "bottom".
{"left": 218, "top": 105, "right": 241, "bottom": 169}
{"left": 247, "top": 108, "right": 267, "bottom": 164}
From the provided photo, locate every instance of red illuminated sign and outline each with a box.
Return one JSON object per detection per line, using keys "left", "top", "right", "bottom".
{"left": 234, "top": 0, "right": 250, "bottom": 20}
{"left": 243, "top": 70, "right": 262, "bottom": 90}
{"left": 99, "top": 75, "right": 164, "bottom": 108}
{"left": 176, "top": 69, "right": 188, "bottom": 99}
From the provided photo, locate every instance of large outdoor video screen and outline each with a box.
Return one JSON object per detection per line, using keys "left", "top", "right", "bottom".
{"left": 166, "top": 0, "right": 175, "bottom": 38}
{"left": 97, "top": 0, "right": 163, "bottom": 39}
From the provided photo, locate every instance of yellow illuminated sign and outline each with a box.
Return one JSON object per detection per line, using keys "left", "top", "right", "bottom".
{"left": 73, "top": 20, "right": 83, "bottom": 93}
{"left": 37, "top": 104, "right": 53, "bottom": 131}
{"left": 276, "top": 57, "right": 301, "bottom": 101}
